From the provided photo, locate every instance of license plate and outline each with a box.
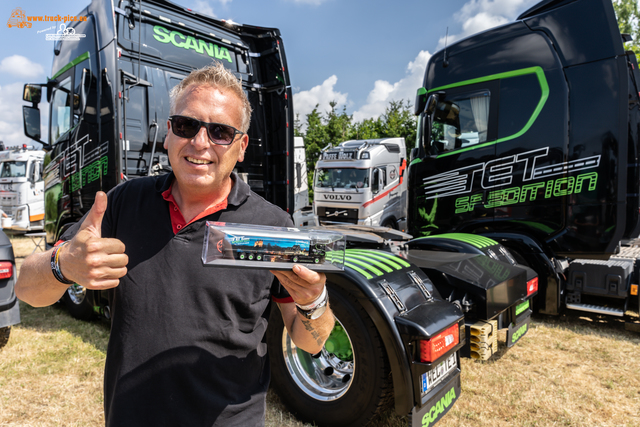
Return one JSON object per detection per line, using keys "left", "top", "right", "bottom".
{"left": 421, "top": 353, "right": 457, "bottom": 395}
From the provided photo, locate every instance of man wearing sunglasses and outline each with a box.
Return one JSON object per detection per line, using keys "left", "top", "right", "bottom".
{"left": 16, "top": 62, "right": 334, "bottom": 426}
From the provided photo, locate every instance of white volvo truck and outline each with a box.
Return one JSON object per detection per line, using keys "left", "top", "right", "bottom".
{"left": 0, "top": 146, "right": 45, "bottom": 232}
{"left": 314, "top": 138, "right": 408, "bottom": 230}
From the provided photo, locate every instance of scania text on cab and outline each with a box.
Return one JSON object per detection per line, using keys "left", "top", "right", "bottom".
{"left": 410, "top": 0, "right": 640, "bottom": 328}
{"left": 20, "top": 0, "right": 469, "bottom": 426}
{"left": 314, "top": 138, "right": 408, "bottom": 230}
{"left": 0, "top": 145, "right": 45, "bottom": 233}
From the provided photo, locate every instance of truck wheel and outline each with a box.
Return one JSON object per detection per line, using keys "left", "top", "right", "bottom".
{"left": 62, "top": 284, "right": 95, "bottom": 320}
{"left": 0, "top": 326, "right": 10, "bottom": 349}
{"left": 381, "top": 219, "right": 397, "bottom": 230}
{"left": 293, "top": 255, "right": 299, "bottom": 263}
{"left": 239, "top": 252, "right": 246, "bottom": 260}
{"left": 267, "top": 286, "right": 393, "bottom": 426}
{"left": 257, "top": 254, "right": 263, "bottom": 261}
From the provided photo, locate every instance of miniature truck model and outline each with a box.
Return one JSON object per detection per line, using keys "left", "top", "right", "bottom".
{"left": 230, "top": 234, "right": 326, "bottom": 263}
{"left": 410, "top": 0, "right": 640, "bottom": 327}
{"left": 314, "top": 138, "right": 408, "bottom": 231}
{"left": 0, "top": 145, "right": 45, "bottom": 233}
{"left": 22, "top": 1, "right": 475, "bottom": 426}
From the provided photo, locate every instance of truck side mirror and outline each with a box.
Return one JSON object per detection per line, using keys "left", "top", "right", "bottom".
{"left": 23, "top": 84, "right": 42, "bottom": 104}
{"left": 425, "top": 94, "right": 439, "bottom": 115}
{"left": 410, "top": 147, "right": 420, "bottom": 162}
{"left": 22, "top": 106, "right": 51, "bottom": 151}
{"left": 372, "top": 168, "right": 379, "bottom": 194}
{"left": 23, "top": 106, "right": 41, "bottom": 140}
{"left": 414, "top": 88, "right": 427, "bottom": 116}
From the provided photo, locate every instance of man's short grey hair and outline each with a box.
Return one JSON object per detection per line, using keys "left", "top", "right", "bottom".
{"left": 169, "top": 62, "right": 252, "bottom": 132}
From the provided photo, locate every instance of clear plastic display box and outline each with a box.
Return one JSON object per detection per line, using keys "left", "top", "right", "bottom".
{"left": 202, "top": 221, "right": 346, "bottom": 272}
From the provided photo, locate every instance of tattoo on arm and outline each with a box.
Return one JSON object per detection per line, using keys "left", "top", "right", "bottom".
{"left": 302, "top": 319, "right": 314, "bottom": 332}
{"left": 301, "top": 319, "right": 324, "bottom": 346}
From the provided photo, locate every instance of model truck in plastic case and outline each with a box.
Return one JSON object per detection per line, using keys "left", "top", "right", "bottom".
{"left": 202, "top": 222, "right": 345, "bottom": 271}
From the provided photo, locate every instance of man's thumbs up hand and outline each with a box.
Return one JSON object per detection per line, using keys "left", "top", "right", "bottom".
{"left": 59, "top": 192, "right": 128, "bottom": 289}
{"left": 77, "top": 190, "right": 108, "bottom": 237}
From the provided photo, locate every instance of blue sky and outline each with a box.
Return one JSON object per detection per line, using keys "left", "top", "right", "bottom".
{"left": 0, "top": 0, "right": 539, "bottom": 147}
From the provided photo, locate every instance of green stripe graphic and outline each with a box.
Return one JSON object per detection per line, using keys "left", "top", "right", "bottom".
{"left": 415, "top": 233, "right": 498, "bottom": 249}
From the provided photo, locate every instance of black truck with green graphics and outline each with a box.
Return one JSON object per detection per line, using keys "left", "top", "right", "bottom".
{"left": 410, "top": 0, "right": 640, "bottom": 328}
{"left": 20, "top": 1, "right": 539, "bottom": 426}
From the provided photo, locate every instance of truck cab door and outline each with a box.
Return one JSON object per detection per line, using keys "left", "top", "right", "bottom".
{"left": 409, "top": 82, "right": 498, "bottom": 237}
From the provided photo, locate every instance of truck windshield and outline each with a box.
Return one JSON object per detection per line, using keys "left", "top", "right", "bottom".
{"left": 315, "top": 168, "right": 369, "bottom": 189}
{"left": 0, "top": 161, "right": 27, "bottom": 178}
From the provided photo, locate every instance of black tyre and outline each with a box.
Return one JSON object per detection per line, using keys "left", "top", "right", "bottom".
{"left": 292, "top": 255, "right": 299, "bottom": 263}
{"left": 0, "top": 326, "right": 10, "bottom": 349}
{"left": 267, "top": 285, "right": 393, "bottom": 427}
{"left": 239, "top": 252, "right": 246, "bottom": 260}
{"left": 62, "top": 284, "right": 95, "bottom": 320}
{"left": 257, "top": 254, "right": 263, "bottom": 261}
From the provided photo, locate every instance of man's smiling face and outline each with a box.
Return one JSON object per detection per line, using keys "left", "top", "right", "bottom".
{"left": 164, "top": 84, "right": 248, "bottom": 199}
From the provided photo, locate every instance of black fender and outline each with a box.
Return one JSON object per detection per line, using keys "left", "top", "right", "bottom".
{"left": 405, "top": 233, "right": 538, "bottom": 322}
{"left": 328, "top": 248, "right": 464, "bottom": 416}
{"left": 479, "top": 232, "right": 563, "bottom": 315}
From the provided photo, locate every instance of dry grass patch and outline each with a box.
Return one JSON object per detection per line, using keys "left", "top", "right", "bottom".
{"left": 439, "top": 314, "right": 640, "bottom": 427}
{"left": 0, "top": 303, "right": 108, "bottom": 427}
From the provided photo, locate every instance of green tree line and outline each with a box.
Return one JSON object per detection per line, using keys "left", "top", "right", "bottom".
{"left": 614, "top": 0, "right": 640, "bottom": 58}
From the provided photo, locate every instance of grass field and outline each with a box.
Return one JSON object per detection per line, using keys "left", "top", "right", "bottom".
{"left": 2, "top": 236, "right": 640, "bottom": 426}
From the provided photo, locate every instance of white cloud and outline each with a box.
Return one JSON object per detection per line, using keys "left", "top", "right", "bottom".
{"left": 0, "top": 55, "right": 45, "bottom": 80}
{"left": 0, "top": 82, "right": 47, "bottom": 149}
{"left": 192, "top": 0, "right": 217, "bottom": 18}
{"left": 437, "top": 0, "right": 539, "bottom": 49}
{"left": 293, "top": 75, "right": 349, "bottom": 123}
{"left": 352, "top": 50, "right": 432, "bottom": 122}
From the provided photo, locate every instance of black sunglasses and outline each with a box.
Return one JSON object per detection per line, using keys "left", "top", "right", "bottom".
{"left": 169, "top": 115, "right": 244, "bottom": 145}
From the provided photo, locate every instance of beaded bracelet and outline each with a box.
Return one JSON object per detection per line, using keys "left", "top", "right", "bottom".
{"left": 50, "top": 241, "right": 74, "bottom": 285}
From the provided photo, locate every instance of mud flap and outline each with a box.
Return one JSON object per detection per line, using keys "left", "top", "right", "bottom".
{"left": 411, "top": 373, "right": 461, "bottom": 427}
{"left": 506, "top": 312, "right": 531, "bottom": 347}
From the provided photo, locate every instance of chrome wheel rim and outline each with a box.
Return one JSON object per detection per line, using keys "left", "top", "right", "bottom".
{"left": 281, "top": 318, "right": 354, "bottom": 401}
{"left": 67, "top": 284, "right": 86, "bottom": 305}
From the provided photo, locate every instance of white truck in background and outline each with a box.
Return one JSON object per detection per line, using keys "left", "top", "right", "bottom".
{"left": 292, "top": 136, "right": 316, "bottom": 227}
{"left": 313, "top": 138, "right": 408, "bottom": 230}
{"left": 0, "top": 145, "right": 45, "bottom": 233}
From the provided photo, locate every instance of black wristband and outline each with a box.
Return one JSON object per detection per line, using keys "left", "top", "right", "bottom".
{"left": 50, "top": 242, "right": 74, "bottom": 285}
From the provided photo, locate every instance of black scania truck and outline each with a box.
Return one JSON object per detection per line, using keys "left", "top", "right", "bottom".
{"left": 410, "top": 0, "right": 640, "bottom": 328}
{"left": 22, "top": 1, "right": 538, "bottom": 426}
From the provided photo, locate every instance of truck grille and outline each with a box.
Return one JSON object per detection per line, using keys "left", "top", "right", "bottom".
{"left": 317, "top": 207, "right": 359, "bottom": 224}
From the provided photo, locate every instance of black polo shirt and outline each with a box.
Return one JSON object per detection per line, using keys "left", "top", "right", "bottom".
{"left": 62, "top": 172, "right": 293, "bottom": 427}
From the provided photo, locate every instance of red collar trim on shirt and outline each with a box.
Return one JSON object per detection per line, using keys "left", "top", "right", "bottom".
{"left": 162, "top": 184, "right": 228, "bottom": 234}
